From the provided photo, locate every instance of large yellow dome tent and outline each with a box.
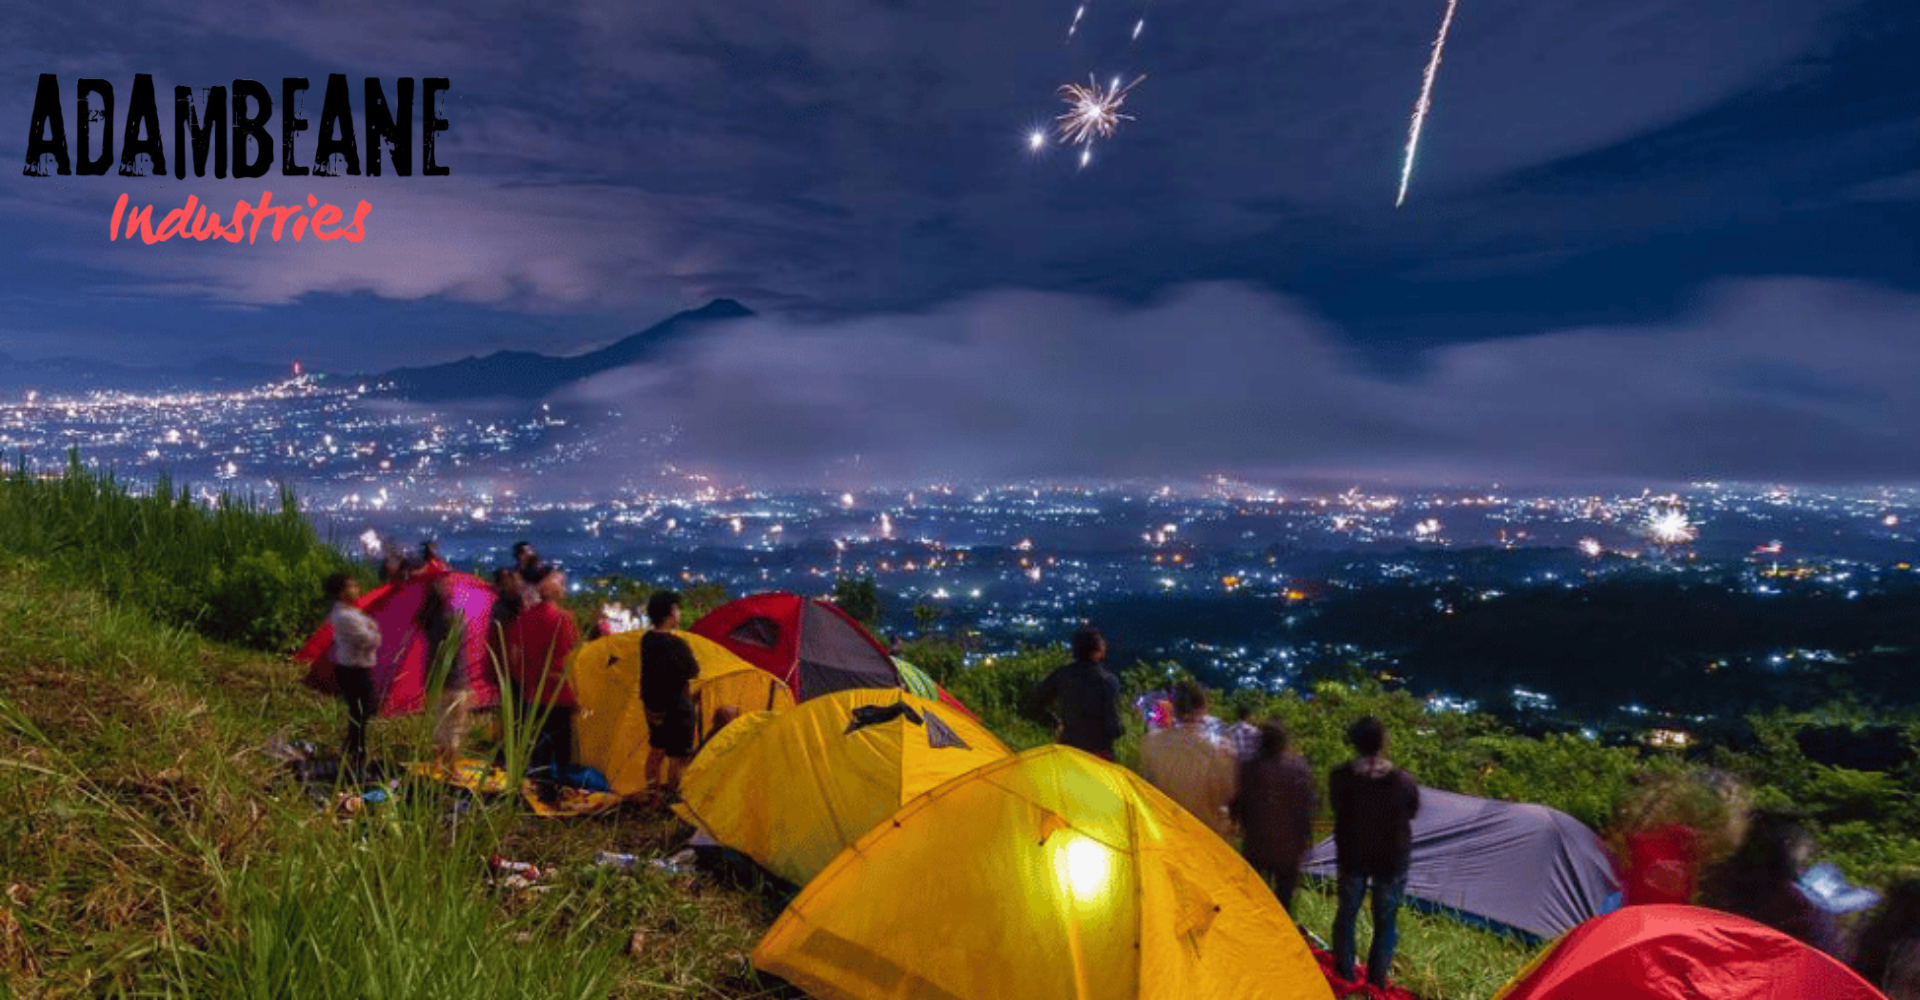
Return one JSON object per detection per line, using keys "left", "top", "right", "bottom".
{"left": 569, "top": 629, "right": 792, "bottom": 798}
{"left": 753, "top": 744, "right": 1331, "bottom": 1000}
{"left": 675, "top": 688, "right": 1010, "bottom": 886}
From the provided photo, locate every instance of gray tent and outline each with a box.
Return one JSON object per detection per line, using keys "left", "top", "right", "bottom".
{"left": 1302, "top": 786, "right": 1622, "bottom": 942}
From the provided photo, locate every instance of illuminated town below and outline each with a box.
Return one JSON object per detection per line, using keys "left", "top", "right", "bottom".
{"left": 6, "top": 373, "right": 1917, "bottom": 743}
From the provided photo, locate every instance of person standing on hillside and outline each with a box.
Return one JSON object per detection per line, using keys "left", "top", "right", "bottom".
{"left": 1699, "top": 810, "right": 1841, "bottom": 955}
{"left": 325, "top": 572, "right": 381, "bottom": 776}
{"left": 512, "top": 541, "right": 553, "bottom": 587}
{"left": 639, "top": 590, "right": 701, "bottom": 807}
{"left": 1233, "top": 721, "right": 1317, "bottom": 913}
{"left": 419, "top": 571, "right": 471, "bottom": 770}
{"left": 1225, "top": 704, "right": 1262, "bottom": 763}
{"left": 1020, "top": 627, "right": 1124, "bottom": 760}
{"left": 1139, "top": 680, "right": 1238, "bottom": 838}
{"left": 1330, "top": 715, "right": 1421, "bottom": 989}
{"left": 507, "top": 572, "right": 580, "bottom": 778}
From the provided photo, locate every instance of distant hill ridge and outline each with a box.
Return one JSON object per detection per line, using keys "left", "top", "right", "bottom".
{"left": 0, "top": 300, "right": 754, "bottom": 399}
{"left": 372, "top": 298, "right": 754, "bottom": 401}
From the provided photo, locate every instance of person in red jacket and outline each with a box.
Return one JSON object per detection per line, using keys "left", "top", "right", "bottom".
{"left": 508, "top": 572, "right": 580, "bottom": 778}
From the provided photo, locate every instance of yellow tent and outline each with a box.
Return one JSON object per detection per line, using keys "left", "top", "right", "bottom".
{"left": 754, "top": 744, "right": 1331, "bottom": 1000}
{"left": 676, "top": 689, "right": 1010, "bottom": 886}
{"left": 570, "top": 629, "right": 793, "bottom": 798}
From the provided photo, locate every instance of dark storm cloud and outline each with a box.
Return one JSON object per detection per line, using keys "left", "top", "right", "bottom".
{"left": 557, "top": 278, "right": 1920, "bottom": 486}
{"left": 2, "top": 0, "right": 1900, "bottom": 358}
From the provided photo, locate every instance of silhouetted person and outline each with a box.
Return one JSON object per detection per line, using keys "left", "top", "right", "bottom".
{"left": 418, "top": 571, "right": 469, "bottom": 768}
{"left": 1140, "top": 680, "right": 1237, "bottom": 838}
{"left": 513, "top": 541, "right": 552, "bottom": 586}
{"left": 1853, "top": 879, "right": 1920, "bottom": 999}
{"left": 1700, "top": 810, "right": 1839, "bottom": 955}
{"left": 1330, "top": 715, "right": 1420, "bottom": 988}
{"left": 640, "top": 590, "right": 701, "bottom": 805}
{"left": 507, "top": 573, "right": 580, "bottom": 778}
{"left": 1233, "top": 721, "right": 1317, "bottom": 913}
{"left": 1020, "top": 627, "right": 1123, "bottom": 760}
{"left": 1224, "top": 704, "right": 1261, "bottom": 763}
{"left": 379, "top": 550, "right": 407, "bottom": 587}
{"left": 324, "top": 572, "right": 381, "bottom": 776}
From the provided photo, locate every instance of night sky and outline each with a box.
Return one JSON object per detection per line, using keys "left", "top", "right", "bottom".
{"left": 4, "top": 0, "right": 1919, "bottom": 485}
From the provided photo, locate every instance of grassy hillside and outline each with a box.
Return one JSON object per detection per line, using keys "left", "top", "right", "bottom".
{"left": 6, "top": 461, "right": 1917, "bottom": 999}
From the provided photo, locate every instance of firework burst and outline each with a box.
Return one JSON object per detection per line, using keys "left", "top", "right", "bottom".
{"left": 1055, "top": 73, "right": 1146, "bottom": 147}
{"left": 1646, "top": 507, "right": 1697, "bottom": 546}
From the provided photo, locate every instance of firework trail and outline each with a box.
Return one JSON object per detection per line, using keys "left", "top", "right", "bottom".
{"left": 1055, "top": 73, "right": 1146, "bottom": 147}
{"left": 1395, "top": 0, "right": 1459, "bottom": 208}
{"left": 1130, "top": 0, "right": 1156, "bottom": 40}
{"left": 1067, "top": 2, "right": 1087, "bottom": 39}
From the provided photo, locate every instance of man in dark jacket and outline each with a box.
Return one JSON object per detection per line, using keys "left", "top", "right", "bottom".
{"left": 1232, "top": 721, "right": 1317, "bottom": 913}
{"left": 1329, "top": 715, "right": 1420, "bottom": 988}
{"left": 1020, "top": 627, "right": 1123, "bottom": 760}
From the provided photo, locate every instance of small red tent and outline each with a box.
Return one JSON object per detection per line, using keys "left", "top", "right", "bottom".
{"left": 689, "top": 592, "right": 975, "bottom": 717}
{"left": 1492, "top": 904, "right": 1887, "bottom": 1000}
{"left": 294, "top": 570, "right": 501, "bottom": 718}
{"left": 690, "top": 593, "right": 903, "bottom": 700}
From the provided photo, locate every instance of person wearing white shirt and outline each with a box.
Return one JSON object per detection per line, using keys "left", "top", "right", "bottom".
{"left": 325, "top": 572, "right": 382, "bottom": 775}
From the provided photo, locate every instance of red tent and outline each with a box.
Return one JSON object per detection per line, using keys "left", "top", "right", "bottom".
{"left": 689, "top": 592, "right": 975, "bottom": 717}
{"left": 690, "top": 593, "right": 903, "bottom": 700}
{"left": 1493, "top": 905, "right": 1887, "bottom": 1000}
{"left": 294, "top": 570, "right": 501, "bottom": 718}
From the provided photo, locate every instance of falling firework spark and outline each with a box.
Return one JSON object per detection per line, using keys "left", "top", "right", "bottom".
{"left": 1028, "top": 129, "right": 1047, "bottom": 153}
{"left": 1055, "top": 73, "right": 1145, "bottom": 147}
{"left": 1395, "top": 0, "right": 1459, "bottom": 208}
{"left": 1067, "top": 2, "right": 1086, "bottom": 39}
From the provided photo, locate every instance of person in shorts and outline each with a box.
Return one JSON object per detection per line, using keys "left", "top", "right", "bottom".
{"left": 639, "top": 590, "right": 700, "bottom": 806}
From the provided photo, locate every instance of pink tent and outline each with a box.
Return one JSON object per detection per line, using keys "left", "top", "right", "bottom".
{"left": 296, "top": 570, "right": 501, "bottom": 717}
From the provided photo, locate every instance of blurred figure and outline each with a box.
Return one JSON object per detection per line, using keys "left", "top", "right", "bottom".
{"left": 1224, "top": 704, "right": 1261, "bottom": 763}
{"left": 379, "top": 549, "right": 408, "bottom": 587}
{"left": 1020, "top": 627, "right": 1123, "bottom": 760}
{"left": 1330, "top": 715, "right": 1420, "bottom": 988}
{"left": 507, "top": 573, "right": 580, "bottom": 778}
{"left": 324, "top": 572, "right": 381, "bottom": 776}
{"left": 1612, "top": 769, "right": 1748, "bottom": 907}
{"left": 483, "top": 568, "right": 524, "bottom": 752}
{"left": 1232, "top": 720, "right": 1317, "bottom": 913}
{"left": 1853, "top": 879, "right": 1920, "bottom": 999}
{"left": 512, "top": 541, "right": 553, "bottom": 586}
{"left": 418, "top": 572, "right": 470, "bottom": 769}
{"left": 1700, "top": 810, "right": 1840, "bottom": 955}
{"left": 419, "top": 539, "right": 448, "bottom": 574}
{"left": 1139, "top": 680, "right": 1237, "bottom": 838}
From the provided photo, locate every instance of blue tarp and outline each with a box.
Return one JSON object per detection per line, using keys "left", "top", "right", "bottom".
{"left": 1302, "top": 786, "right": 1622, "bottom": 942}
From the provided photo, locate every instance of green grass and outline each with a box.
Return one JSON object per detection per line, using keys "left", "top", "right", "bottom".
{"left": 23, "top": 456, "right": 1885, "bottom": 1000}
{"left": 0, "top": 452, "right": 352, "bottom": 652}
{"left": 0, "top": 559, "right": 787, "bottom": 1000}
{"left": 1290, "top": 884, "right": 1541, "bottom": 1000}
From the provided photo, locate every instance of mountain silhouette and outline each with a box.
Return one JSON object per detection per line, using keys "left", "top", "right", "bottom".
{"left": 373, "top": 298, "right": 753, "bottom": 401}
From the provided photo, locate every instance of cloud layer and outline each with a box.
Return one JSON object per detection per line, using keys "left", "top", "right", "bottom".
{"left": 560, "top": 277, "right": 1920, "bottom": 486}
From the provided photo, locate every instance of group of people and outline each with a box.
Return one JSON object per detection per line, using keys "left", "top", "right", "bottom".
{"left": 322, "top": 541, "right": 705, "bottom": 807}
{"left": 1021, "top": 627, "right": 1418, "bottom": 989}
{"left": 1021, "top": 626, "right": 1920, "bottom": 997}
{"left": 1694, "top": 810, "right": 1920, "bottom": 997}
